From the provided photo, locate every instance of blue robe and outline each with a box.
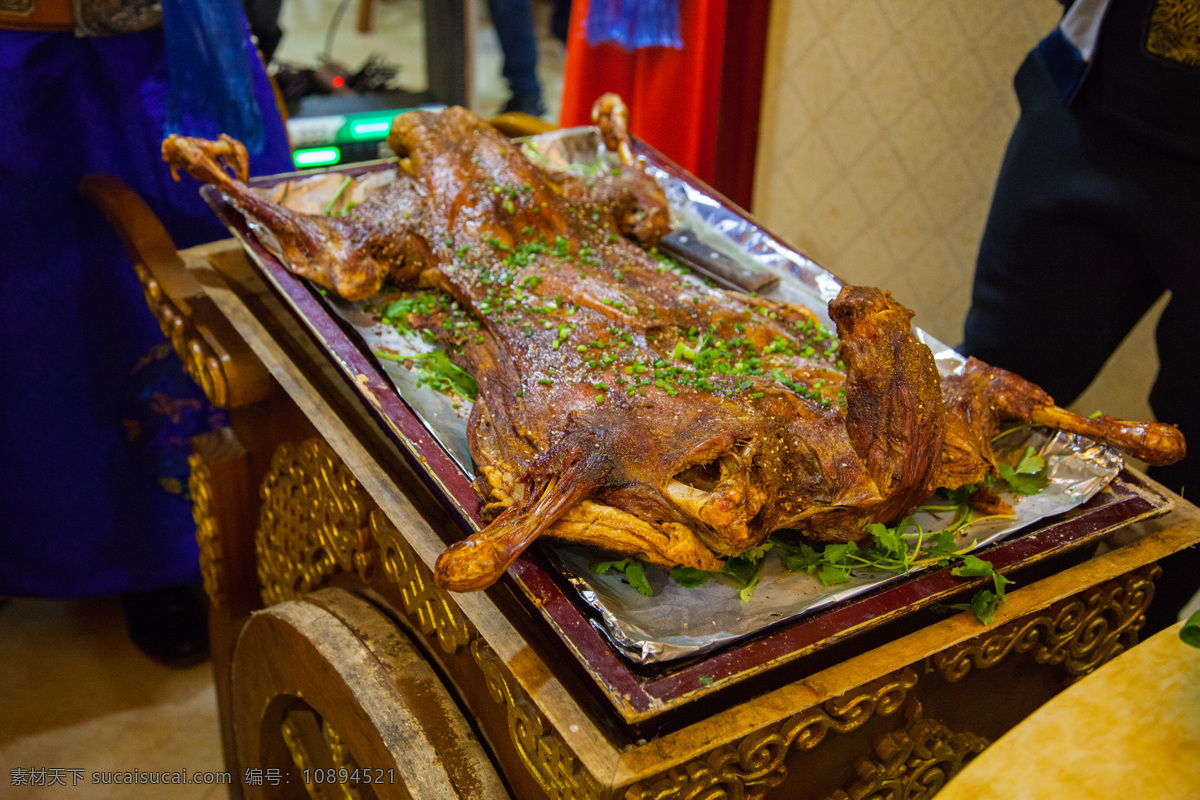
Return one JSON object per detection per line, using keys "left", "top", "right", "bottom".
{"left": 0, "top": 25, "right": 292, "bottom": 596}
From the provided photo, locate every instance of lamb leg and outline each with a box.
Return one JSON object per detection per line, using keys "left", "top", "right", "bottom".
{"left": 593, "top": 93, "right": 634, "bottom": 165}
{"left": 830, "top": 286, "right": 947, "bottom": 524}
{"left": 434, "top": 436, "right": 611, "bottom": 592}
{"left": 162, "top": 134, "right": 320, "bottom": 250}
{"left": 956, "top": 358, "right": 1186, "bottom": 467}
{"left": 1029, "top": 405, "right": 1186, "bottom": 466}
{"left": 162, "top": 134, "right": 414, "bottom": 300}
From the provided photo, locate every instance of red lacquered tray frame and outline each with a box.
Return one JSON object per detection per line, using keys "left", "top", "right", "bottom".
{"left": 202, "top": 142, "right": 1172, "bottom": 739}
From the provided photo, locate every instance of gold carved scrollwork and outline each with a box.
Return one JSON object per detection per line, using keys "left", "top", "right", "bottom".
{"left": 786, "top": 668, "right": 917, "bottom": 752}
{"left": 134, "top": 262, "right": 231, "bottom": 408}
{"left": 929, "top": 565, "right": 1159, "bottom": 683}
{"left": 324, "top": 723, "right": 360, "bottom": 779}
{"left": 828, "top": 702, "right": 988, "bottom": 800}
{"left": 188, "top": 452, "right": 223, "bottom": 607}
{"left": 280, "top": 714, "right": 312, "bottom": 779}
{"left": 629, "top": 729, "right": 788, "bottom": 800}
{"left": 1146, "top": 0, "right": 1200, "bottom": 67}
{"left": 256, "top": 440, "right": 373, "bottom": 606}
{"left": 370, "top": 511, "right": 472, "bottom": 654}
{"left": 626, "top": 668, "right": 919, "bottom": 800}
{"left": 281, "top": 708, "right": 359, "bottom": 800}
{"left": 471, "top": 639, "right": 605, "bottom": 800}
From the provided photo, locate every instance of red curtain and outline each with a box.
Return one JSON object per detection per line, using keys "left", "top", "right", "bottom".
{"left": 558, "top": 0, "right": 728, "bottom": 185}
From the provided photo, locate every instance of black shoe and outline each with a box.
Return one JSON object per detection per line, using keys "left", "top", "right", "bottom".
{"left": 121, "top": 584, "right": 210, "bottom": 668}
{"left": 501, "top": 93, "right": 546, "bottom": 117}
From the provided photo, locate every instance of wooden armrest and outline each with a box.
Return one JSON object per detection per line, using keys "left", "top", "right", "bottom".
{"left": 79, "top": 173, "right": 270, "bottom": 408}
{"left": 79, "top": 173, "right": 205, "bottom": 308}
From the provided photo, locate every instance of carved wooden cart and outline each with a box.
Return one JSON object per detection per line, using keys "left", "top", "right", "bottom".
{"left": 84, "top": 138, "right": 1200, "bottom": 799}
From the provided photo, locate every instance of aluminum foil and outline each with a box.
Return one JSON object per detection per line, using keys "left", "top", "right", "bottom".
{"left": 248, "top": 170, "right": 478, "bottom": 474}
{"left": 550, "top": 427, "right": 1121, "bottom": 663}
{"left": 243, "top": 125, "right": 1124, "bottom": 664}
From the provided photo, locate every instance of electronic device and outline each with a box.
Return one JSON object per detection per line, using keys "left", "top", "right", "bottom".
{"left": 285, "top": 97, "right": 445, "bottom": 170}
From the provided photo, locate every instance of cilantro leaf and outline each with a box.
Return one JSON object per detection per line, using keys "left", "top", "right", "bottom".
{"left": 952, "top": 554, "right": 995, "bottom": 579}
{"left": 949, "top": 556, "right": 1013, "bottom": 624}
{"left": 943, "top": 482, "right": 980, "bottom": 506}
{"left": 970, "top": 589, "right": 1000, "bottom": 625}
{"left": 773, "top": 538, "right": 861, "bottom": 584}
{"left": 669, "top": 566, "right": 712, "bottom": 588}
{"left": 1182, "top": 608, "right": 1200, "bottom": 649}
{"left": 738, "top": 559, "right": 768, "bottom": 602}
{"left": 668, "top": 550, "right": 771, "bottom": 600}
{"left": 593, "top": 558, "right": 653, "bottom": 596}
{"left": 373, "top": 346, "right": 479, "bottom": 400}
{"left": 772, "top": 537, "right": 820, "bottom": 575}
{"left": 952, "top": 555, "right": 1014, "bottom": 599}
{"left": 780, "top": 544, "right": 824, "bottom": 575}
{"left": 1016, "top": 447, "right": 1046, "bottom": 475}
{"left": 923, "top": 530, "right": 959, "bottom": 563}
{"left": 823, "top": 541, "right": 859, "bottom": 565}
{"left": 380, "top": 293, "right": 439, "bottom": 330}
{"left": 739, "top": 541, "right": 775, "bottom": 562}
{"left": 818, "top": 563, "right": 852, "bottom": 586}
{"left": 720, "top": 555, "right": 760, "bottom": 588}
{"left": 699, "top": 545, "right": 773, "bottom": 602}
{"left": 996, "top": 446, "right": 1050, "bottom": 495}
{"left": 625, "top": 561, "right": 653, "bottom": 597}
{"left": 414, "top": 350, "right": 478, "bottom": 400}
{"left": 997, "top": 463, "right": 1049, "bottom": 495}
{"left": 868, "top": 522, "right": 906, "bottom": 558}
{"left": 949, "top": 589, "right": 1001, "bottom": 625}
{"left": 592, "top": 558, "right": 627, "bottom": 575}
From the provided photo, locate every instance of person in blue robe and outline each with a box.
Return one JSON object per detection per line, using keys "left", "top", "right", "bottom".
{"left": 0, "top": 5, "right": 292, "bottom": 664}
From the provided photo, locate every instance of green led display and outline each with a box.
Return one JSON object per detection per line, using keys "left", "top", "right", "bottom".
{"left": 293, "top": 147, "right": 342, "bottom": 168}
{"left": 349, "top": 118, "right": 395, "bottom": 140}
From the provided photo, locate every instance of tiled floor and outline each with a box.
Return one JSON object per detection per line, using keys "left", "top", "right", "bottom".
{"left": 0, "top": 3, "right": 564, "bottom": 798}
{"left": 0, "top": 597, "right": 225, "bottom": 799}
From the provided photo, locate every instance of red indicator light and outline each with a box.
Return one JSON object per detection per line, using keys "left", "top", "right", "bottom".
{"left": 332, "top": 76, "right": 345, "bottom": 89}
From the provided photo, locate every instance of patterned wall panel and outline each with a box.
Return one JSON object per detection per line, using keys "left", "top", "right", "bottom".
{"left": 753, "top": 0, "right": 1160, "bottom": 423}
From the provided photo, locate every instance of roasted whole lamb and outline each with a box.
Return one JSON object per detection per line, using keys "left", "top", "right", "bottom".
{"left": 163, "top": 98, "right": 1185, "bottom": 593}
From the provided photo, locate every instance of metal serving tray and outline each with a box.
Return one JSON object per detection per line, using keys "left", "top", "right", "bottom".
{"left": 202, "top": 126, "right": 1173, "bottom": 737}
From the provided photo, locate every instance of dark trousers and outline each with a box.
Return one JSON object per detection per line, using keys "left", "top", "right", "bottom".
{"left": 961, "top": 49, "right": 1200, "bottom": 632}
{"left": 962, "top": 49, "right": 1200, "bottom": 497}
{"left": 242, "top": 0, "right": 283, "bottom": 63}
{"left": 487, "top": 0, "right": 541, "bottom": 101}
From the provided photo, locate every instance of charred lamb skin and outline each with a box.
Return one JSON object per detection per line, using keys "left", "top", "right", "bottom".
{"left": 162, "top": 104, "right": 1185, "bottom": 594}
